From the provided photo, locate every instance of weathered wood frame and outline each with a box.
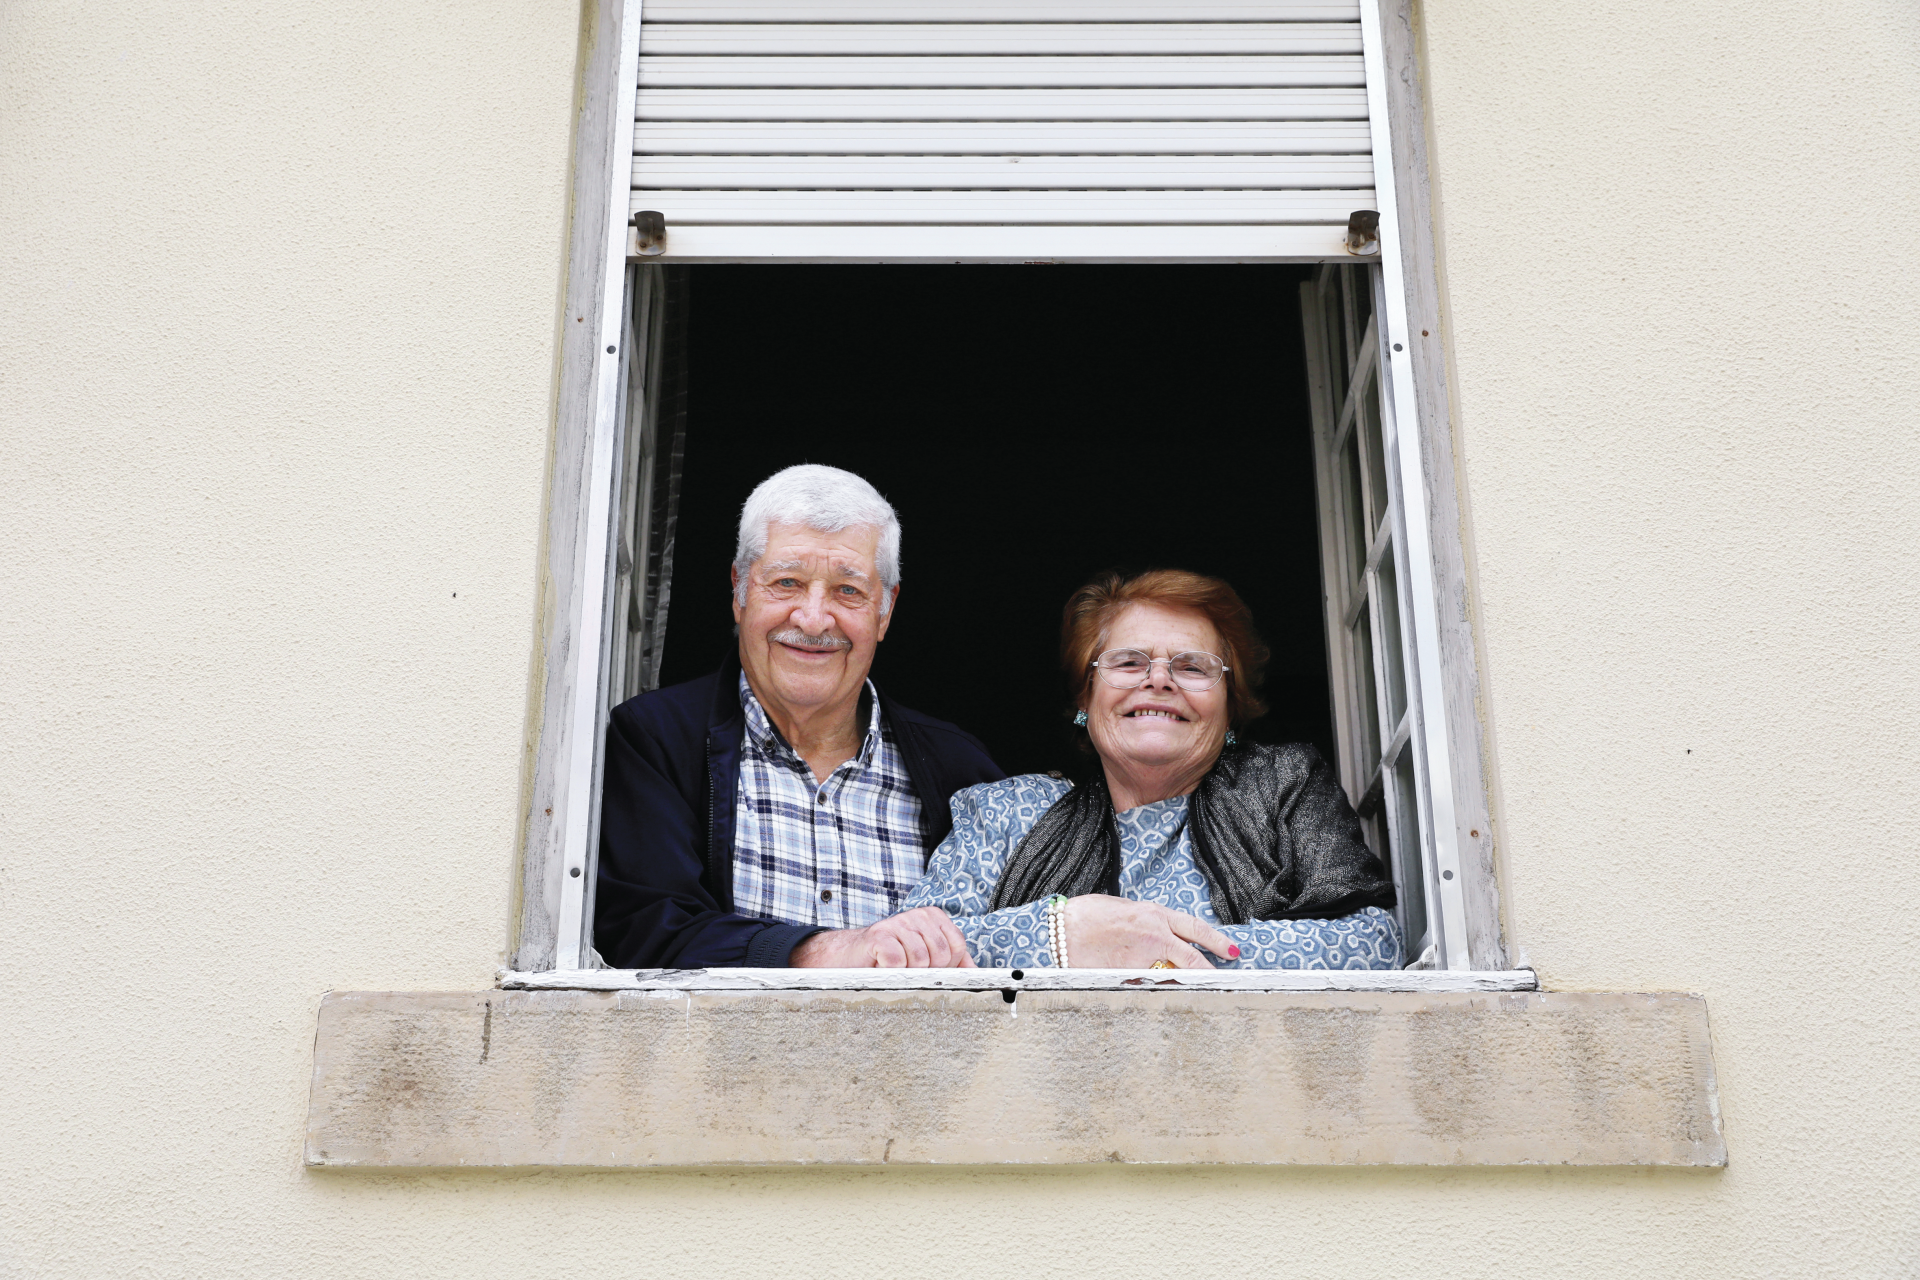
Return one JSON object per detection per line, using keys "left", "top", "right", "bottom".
{"left": 512, "top": 0, "right": 1507, "bottom": 975}
{"left": 514, "top": 0, "right": 643, "bottom": 971}
{"left": 1364, "top": 0, "right": 1504, "bottom": 968}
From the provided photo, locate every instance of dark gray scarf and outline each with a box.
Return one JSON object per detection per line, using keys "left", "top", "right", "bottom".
{"left": 988, "top": 742, "right": 1396, "bottom": 924}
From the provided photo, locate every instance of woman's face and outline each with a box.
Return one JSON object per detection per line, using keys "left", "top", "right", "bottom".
{"left": 1082, "top": 602, "right": 1231, "bottom": 779}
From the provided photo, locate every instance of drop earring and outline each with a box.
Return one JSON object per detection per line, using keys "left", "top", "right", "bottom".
{"left": 1225, "top": 729, "right": 1240, "bottom": 747}
{"left": 1073, "top": 710, "right": 1088, "bottom": 727}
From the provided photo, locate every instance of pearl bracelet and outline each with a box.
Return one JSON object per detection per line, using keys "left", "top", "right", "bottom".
{"left": 1046, "top": 893, "right": 1071, "bottom": 969}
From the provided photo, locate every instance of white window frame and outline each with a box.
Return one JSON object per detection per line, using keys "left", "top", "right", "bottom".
{"left": 1302, "top": 267, "right": 1438, "bottom": 966}
{"left": 508, "top": 0, "right": 1514, "bottom": 987}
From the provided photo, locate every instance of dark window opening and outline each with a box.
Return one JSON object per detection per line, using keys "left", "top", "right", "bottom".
{"left": 656, "top": 265, "right": 1331, "bottom": 779}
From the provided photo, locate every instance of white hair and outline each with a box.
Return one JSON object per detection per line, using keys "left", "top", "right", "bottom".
{"left": 733, "top": 464, "right": 901, "bottom": 612}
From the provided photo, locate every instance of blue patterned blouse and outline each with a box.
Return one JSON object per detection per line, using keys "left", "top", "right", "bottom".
{"left": 901, "top": 773, "right": 1403, "bottom": 970}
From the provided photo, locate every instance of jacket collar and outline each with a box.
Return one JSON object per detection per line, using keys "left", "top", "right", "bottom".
{"left": 708, "top": 648, "right": 748, "bottom": 735}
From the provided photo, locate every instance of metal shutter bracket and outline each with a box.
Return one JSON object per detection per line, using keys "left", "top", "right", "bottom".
{"left": 1345, "top": 209, "right": 1380, "bottom": 255}
{"left": 630, "top": 210, "right": 667, "bottom": 258}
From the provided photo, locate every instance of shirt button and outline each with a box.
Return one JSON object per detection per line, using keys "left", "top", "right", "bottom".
{"left": 820, "top": 889, "right": 833, "bottom": 902}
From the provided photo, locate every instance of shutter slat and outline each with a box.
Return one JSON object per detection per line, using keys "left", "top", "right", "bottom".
{"left": 636, "top": 154, "right": 1374, "bottom": 188}
{"left": 628, "top": 13, "right": 1378, "bottom": 254}
{"left": 635, "top": 87, "right": 1369, "bottom": 120}
{"left": 641, "top": 23, "right": 1359, "bottom": 55}
{"left": 642, "top": 1, "right": 1357, "bottom": 18}
{"left": 636, "top": 120, "right": 1373, "bottom": 153}
{"left": 638, "top": 55, "right": 1363, "bottom": 89}
{"left": 631, "top": 189, "right": 1375, "bottom": 224}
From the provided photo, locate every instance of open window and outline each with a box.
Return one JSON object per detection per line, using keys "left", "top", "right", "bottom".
{"left": 512, "top": 0, "right": 1511, "bottom": 985}
{"left": 605, "top": 264, "right": 690, "bottom": 710}
{"left": 1301, "top": 264, "right": 1431, "bottom": 966}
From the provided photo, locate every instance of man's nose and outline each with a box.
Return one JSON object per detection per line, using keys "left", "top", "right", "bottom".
{"left": 792, "top": 582, "right": 831, "bottom": 631}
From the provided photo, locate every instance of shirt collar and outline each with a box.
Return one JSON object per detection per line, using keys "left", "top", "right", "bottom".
{"left": 738, "top": 671, "right": 884, "bottom": 765}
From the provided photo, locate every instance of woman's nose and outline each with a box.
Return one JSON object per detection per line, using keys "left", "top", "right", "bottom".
{"left": 1143, "top": 658, "right": 1177, "bottom": 689}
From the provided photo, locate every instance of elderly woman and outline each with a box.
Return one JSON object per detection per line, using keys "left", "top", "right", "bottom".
{"left": 901, "top": 569, "right": 1401, "bottom": 970}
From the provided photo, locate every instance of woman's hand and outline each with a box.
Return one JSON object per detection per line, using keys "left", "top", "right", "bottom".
{"left": 790, "top": 906, "right": 978, "bottom": 968}
{"left": 1062, "top": 894, "right": 1240, "bottom": 969}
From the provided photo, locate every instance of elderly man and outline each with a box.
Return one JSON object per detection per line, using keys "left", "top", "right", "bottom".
{"left": 595, "top": 464, "right": 1004, "bottom": 969}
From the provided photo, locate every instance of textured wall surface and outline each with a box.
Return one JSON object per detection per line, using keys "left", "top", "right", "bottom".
{"left": 3, "top": 0, "right": 1918, "bottom": 1275}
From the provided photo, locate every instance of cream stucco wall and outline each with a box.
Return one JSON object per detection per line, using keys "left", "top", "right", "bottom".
{"left": 4, "top": 0, "right": 1917, "bottom": 1274}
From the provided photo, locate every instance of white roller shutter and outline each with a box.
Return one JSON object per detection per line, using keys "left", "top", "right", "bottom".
{"left": 630, "top": 0, "right": 1379, "bottom": 261}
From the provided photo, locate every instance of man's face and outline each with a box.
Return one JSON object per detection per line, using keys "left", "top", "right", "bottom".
{"left": 732, "top": 520, "right": 896, "bottom": 717}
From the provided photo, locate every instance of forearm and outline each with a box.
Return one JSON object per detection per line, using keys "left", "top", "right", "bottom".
{"left": 594, "top": 890, "right": 824, "bottom": 969}
{"left": 903, "top": 777, "right": 1075, "bottom": 967}
{"left": 949, "top": 901, "right": 1054, "bottom": 968}
{"left": 1208, "top": 905, "right": 1402, "bottom": 970}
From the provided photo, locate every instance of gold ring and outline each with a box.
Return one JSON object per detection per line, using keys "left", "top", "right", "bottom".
{"left": 1148, "top": 960, "right": 1177, "bottom": 970}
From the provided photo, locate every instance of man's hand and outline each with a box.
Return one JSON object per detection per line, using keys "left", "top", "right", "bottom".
{"left": 1060, "top": 894, "right": 1240, "bottom": 969}
{"left": 790, "top": 905, "right": 977, "bottom": 968}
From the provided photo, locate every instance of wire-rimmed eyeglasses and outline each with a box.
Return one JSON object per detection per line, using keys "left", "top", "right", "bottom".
{"left": 1089, "top": 648, "right": 1230, "bottom": 692}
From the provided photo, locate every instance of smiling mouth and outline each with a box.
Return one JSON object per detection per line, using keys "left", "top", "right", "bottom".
{"left": 1124, "top": 708, "right": 1188, "bottom": 722}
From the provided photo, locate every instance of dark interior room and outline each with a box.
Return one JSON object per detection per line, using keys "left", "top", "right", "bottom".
{"left": 657, "top": 264, "right": 1333, "bottom": 779}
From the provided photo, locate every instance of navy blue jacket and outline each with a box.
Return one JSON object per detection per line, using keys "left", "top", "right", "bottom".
{"left": 594, "top": 654, "right": 1005, "bottom": 969}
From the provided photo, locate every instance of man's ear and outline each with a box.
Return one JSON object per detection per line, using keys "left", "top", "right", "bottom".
{"left": 874, "top": 583, "right": 901, "bottom": 642}
{"left": 730, "top": 563, "right": 745, "bottom": 626}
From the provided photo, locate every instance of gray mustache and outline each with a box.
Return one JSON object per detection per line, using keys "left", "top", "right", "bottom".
{"left": 771, "top": 628, "right": 852, "bottom": 652}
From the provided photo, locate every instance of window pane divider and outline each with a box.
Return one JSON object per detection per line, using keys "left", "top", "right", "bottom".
{"left": 1364, "top": 516, "right": 1392, "bottom": 573}
{"left": 1330, "top": 406, "right": 1355, "bottom": 454}
{"left": 1355, "top": 764, "right": 1384, "bottom": 816}
{"left": 1380, "top": 708, "right": 1411, "bottom": 766}
{"left": 1338, "top": 522, "right": 1392, "bottom": 632}
{"left": 1329, "top": 317, "right": 1377, "bottom": 449}
{"left": 1342, "top": 584, "right": 1367, "bottom": 631}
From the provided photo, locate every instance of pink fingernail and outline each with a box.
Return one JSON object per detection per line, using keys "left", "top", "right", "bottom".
{"left": 1229, "top": 945, "right": 1241, "bottom": 958}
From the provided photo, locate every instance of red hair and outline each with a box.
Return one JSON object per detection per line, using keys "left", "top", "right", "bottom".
{"left": 1060, "top": 568, "right": 1271, "bottom": 727}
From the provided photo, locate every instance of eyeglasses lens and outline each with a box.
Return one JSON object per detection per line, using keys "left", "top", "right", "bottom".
{"left": 1094, "top": 649, "right": 1224, "bottom": 691}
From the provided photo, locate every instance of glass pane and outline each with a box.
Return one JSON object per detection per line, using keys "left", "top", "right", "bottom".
{"left": 1388, "top": 751, "right": 1428, "bottom": 961}
{"left": 1359, "top": 809, "right": 1386, "bottom": 867}
{"left": 1360, "top": 367, "right": 1390, "bottom": 532}
{"left": 1352, "top": 264, "right": 1373, "bottom": 340}
{"left": 1322, "top": 276, "right": 1347, "bottom": 384}
{"left": 1375, "top": 546, "right": 1408, "bottom": 728}
{"left": 1342, "top": 267, "right": 1371, "bottom": 377}
{"left": 1340, "top": 430, "right": 1368, "bottom": 581}
{"left": 1350, "top": 602, "right": 1379, "bottom": 768}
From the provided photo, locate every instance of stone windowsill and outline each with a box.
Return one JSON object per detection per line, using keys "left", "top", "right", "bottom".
{"left": 305, "top": 977, "right": 1724, "bottom": 1169}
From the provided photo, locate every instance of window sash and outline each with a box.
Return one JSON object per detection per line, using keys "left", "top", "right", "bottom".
{"left": 606, "top": 264, "right": 689, "bottom": 712}
{"left": 1300, "top": 263, "right": 1452, "bottom": 967}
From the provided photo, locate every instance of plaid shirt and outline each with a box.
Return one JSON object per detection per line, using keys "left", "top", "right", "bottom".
{"left": 731, "top": 673, "right": 927, "bottom": 929}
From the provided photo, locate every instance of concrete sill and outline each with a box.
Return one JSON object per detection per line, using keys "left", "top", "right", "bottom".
{"left": 305, "top": 986, "right": 1724, "bottom": 1169}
